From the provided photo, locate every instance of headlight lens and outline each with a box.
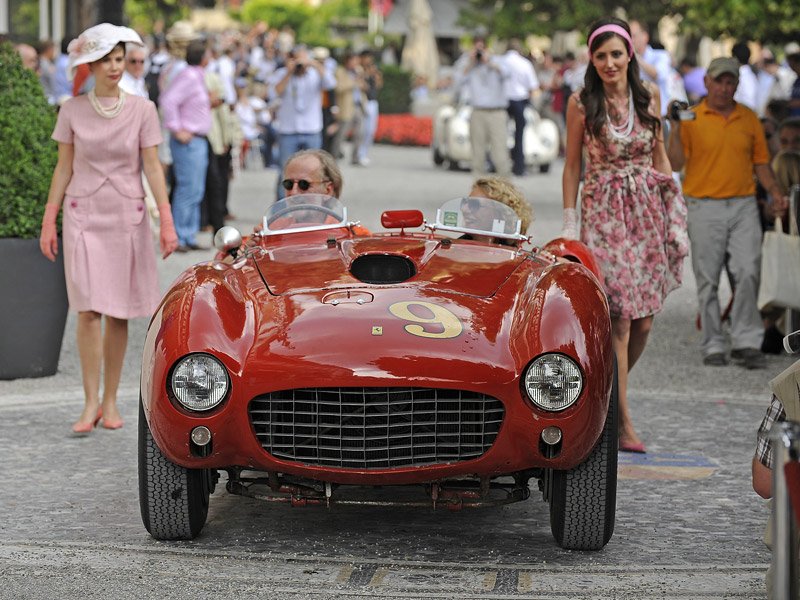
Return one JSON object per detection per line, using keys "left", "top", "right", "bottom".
{"left": 170, "top": 354, "right": 229, "bottom": 412}
{"left": 523, "top": 354, "right": 583, "bottom": 412}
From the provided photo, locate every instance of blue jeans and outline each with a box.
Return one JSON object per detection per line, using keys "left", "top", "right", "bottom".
{"left": 275, "top": 131, "right": 322, "bottom": 200}
{"left": 170, "top": 136, "right": 208, "bottom": 246}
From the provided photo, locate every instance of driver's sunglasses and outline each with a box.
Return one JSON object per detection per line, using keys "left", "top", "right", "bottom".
{"left": 281, "top": 178, "right": 328, "bottom": 191}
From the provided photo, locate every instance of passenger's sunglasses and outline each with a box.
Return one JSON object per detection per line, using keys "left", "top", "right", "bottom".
{"left": 127, "top": 59, "right": 145, "bottom": 64}
{"left": 281, "top": 178, "right": 328, "bottom": 191}
{"left": 461, "top": 197, "right": 482, "bottom": 211}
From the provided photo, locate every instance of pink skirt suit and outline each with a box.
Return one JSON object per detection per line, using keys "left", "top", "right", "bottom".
{"left": 52, "top": 94, "right": 163, "bottom": 319}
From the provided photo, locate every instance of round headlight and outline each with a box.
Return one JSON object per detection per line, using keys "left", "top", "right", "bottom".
{"left": 170, "top": 354, "right": 229, "bottom": 412}
{"left": 523, "top": 354, "right": 583, "bottom": 412}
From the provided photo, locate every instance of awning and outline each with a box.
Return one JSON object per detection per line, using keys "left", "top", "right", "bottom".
{"left": 382, "top": 0, "right": 472, "bottom": 39}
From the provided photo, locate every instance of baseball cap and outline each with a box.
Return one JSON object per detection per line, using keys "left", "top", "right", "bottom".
{"left": 706, "top": 57, "right": 740, "bottom": 80}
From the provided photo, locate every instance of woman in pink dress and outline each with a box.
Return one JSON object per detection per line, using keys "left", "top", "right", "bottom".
{"left": 561, "top": 18, "right": 688, "bottom": 453}
{"left": 39, "top": 24, "right": 179, "bottom": 435}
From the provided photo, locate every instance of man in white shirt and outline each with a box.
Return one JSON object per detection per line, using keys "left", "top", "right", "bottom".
{"left": 269, "top": 45, "right": 337, "bottom": 200}
{"left": 503, "top": 39, "right": 539, "bottom": 176}
{"left": 455, "top": 35, "right": 511, "bottom": 177}
{"left": 120, "top": 43, "right": 149, "bottom": 98}
{"left": 732, "top": 41, "right": 759, "bottom": 112}
{"left": 630, "top": 20, "right": 673, "bottom": 118}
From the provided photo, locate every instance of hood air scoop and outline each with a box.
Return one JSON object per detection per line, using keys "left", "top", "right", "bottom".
{"left": 350, "top": 254, "right": 416, "bottom": 284}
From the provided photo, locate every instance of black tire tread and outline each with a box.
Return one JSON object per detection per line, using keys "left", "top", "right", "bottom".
{"left": 138, "top": 400, "right": 209, "bottom": 540}
{"left": 549, "top": 357, "right": 619, "bottom": 550}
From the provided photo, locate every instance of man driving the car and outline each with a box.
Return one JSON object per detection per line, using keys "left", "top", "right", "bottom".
{"left": 281, "top": 149, "right": 342, "bottom": 199}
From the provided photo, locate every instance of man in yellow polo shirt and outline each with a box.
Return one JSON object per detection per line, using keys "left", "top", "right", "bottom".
{"left": 667, "top": 57, "right": 788, "bottom": 370}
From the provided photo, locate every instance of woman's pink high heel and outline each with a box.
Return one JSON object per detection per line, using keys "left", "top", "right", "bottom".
{"left": 101, "top": 416, "right": 124, "bottom": 430}
{"left": 71, "top": 408, "right": 102, "bottom": 435}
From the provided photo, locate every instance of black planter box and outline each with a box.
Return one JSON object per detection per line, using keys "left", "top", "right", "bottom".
{"left": 0, "top": 237, "right": 68, "bottom": 379}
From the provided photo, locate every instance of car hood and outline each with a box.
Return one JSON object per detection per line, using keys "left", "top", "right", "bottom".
{"left": 253, "top": 236, "right": 528, "bottom": 298}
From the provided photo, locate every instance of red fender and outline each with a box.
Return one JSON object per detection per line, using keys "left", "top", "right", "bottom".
{"left": 542, "top": 237, "right": 603, "bottom": 283}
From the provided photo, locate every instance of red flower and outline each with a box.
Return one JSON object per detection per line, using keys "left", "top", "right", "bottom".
{"left": 375, "top": 114, "right": 433, "bottom": 147}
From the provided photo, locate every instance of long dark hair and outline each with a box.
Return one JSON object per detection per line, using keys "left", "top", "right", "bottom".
{"left": 580, "top": 17, "right": 660, "bottom": 139}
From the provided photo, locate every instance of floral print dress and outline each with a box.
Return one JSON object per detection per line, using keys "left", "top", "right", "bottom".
{"left": 576, "top": 93, "right": 689, "bottom": 319}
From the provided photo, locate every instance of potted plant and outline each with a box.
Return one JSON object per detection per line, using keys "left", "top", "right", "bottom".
{"left": 0, "top": 42, "right": 66, "bottom": 379}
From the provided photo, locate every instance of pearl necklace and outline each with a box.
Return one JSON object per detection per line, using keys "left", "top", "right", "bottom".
{"left": 88, "top": 89, "right": 126, "bottom": 119}
{"left": 606, "top": 92, "right": 634, "bottom": 140}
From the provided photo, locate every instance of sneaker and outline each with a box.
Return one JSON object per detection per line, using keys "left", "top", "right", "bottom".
{"left": 731, "top": 347, "right": 766, "bottom": 370}
{"left": 703, "top": 353, "right": 728, "bottom": 367}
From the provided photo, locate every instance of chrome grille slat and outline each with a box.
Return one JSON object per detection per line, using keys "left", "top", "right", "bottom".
{"left": 248, "top": 387, "right": 504, "bottom": 469}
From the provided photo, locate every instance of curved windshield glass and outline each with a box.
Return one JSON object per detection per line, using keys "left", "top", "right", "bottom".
{"left": 261, "top": 194, "right": 347, "bottom": 235}
{"left": 433, "top": 197, "right": 524, "bottom": 240}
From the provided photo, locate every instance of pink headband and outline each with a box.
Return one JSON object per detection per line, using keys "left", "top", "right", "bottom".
{"left": 587, "top": 24, "right": 633, "bottom": 56}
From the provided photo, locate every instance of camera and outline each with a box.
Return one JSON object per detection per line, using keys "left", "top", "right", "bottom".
{"left": 294, "top": 63, "right": 305, "bottom": 75}
{"left": 669, "top": 100, "right": 695, "bottom": 121}
{"left": 475, "top": 50, "right": 483, "bottom": 61}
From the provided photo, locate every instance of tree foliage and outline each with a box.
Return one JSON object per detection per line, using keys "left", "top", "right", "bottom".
{"left": 0, "top": 43, "right": 58, "bottom": 238}
{"left": 459, "top": 0, "right": 668, "bottom": 41}
{"left": 460, "top": 0, "right": 799, "bottom": 44}
{"left": 124, "top": 0, "right": 189, "bottom": 34}
{"left": 239, "top": 0, "right": 366, "bottom": 47}
{"left": 672, "top": 0, "right": 799, "bottom": 43}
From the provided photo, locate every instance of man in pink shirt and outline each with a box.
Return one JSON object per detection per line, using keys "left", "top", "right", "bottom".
{"left": 159, "top": 39, "right": 212, "bottom": 251}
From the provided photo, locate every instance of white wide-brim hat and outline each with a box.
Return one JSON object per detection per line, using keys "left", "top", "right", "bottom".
{"left": 166, "top": 20, "right": 200, "bottom": 43}
{"left": 67, "top": 23, "right": 143, "bottom": 80}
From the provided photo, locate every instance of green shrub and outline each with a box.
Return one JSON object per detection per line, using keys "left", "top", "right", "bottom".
{"left": 0, "top": 42, "right": 58, "bottom": 238}
{"left": 240, "top": 0, "right": 313, "bottom": 34}
{"left": 377, "top": 65, "right": 412, "bottom": 114}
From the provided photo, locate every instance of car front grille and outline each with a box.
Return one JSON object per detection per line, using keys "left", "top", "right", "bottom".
{"left": 248, "top": 388, "right": 504, "bottom": 469}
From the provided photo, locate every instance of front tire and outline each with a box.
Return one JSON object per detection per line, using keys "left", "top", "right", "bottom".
{"left": 138, "top": 399, "right": 211, "bottom": 540}
{"left": 548, "top": 357, "right": 618, "bottom": 550}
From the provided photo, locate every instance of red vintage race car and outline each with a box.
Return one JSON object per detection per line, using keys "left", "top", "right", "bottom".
{"left": 138, "top": 194, "right": 617, "bottom": 550}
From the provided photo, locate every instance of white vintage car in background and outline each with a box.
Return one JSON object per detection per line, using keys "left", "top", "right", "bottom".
{"left": 432, "top": 103, "right": 560, "bottom": 174}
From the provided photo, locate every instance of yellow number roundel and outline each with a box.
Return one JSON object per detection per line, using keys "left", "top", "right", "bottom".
{"left": 388, "top": 301, "right": 463, "bottom": 339}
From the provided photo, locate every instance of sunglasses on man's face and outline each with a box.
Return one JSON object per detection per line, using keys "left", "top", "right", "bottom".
{"left": 281, "top": 178, "right": 327, "bottom": 191}
{"left": 128, "top": 59, "right": 145, "bottom": 64}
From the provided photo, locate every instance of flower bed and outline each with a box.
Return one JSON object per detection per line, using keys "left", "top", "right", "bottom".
{"left": 374, "top": 113, "right": 432, "bottom": 147}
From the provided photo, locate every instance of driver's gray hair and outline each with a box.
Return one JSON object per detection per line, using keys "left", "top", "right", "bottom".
{"left": 286, "top": 149, "right": 342, "bottom": 197}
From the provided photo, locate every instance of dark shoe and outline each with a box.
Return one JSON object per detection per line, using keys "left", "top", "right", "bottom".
{"left": 731, "top": 347, "right": 766, "bottom": 370}
{"left": 761, "top": 326, "right": 784, "bottom": 355}
{"left": 703, "top": 352, "right": 728, "bottom": 367}
{"left": 174, "top": 245, "right": 190, "bottom": 253}
{"left": 187, "top": 243, "right": 209, "bottom": 251}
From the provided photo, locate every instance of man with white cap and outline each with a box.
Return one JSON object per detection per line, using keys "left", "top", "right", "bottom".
{"left": 666, "top": 57, "right": 789, "bottom": 370}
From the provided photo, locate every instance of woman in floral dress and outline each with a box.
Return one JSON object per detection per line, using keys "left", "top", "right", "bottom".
{"left": 561, "top": 17, "right": 688, "bottom": 453}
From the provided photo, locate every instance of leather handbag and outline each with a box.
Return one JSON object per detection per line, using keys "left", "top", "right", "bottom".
{"left": 758, "top": 188, "right": 800, "bottom": 312}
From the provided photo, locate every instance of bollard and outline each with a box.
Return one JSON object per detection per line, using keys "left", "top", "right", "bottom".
{"left": 769, "top": 420, "right": 800, "bottom": 599}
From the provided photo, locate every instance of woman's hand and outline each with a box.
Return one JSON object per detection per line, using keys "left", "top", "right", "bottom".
{"left": 157, "top": 204, "right": 179, "bottom": 258}
{"left": 39, "top": 203, "right": 60, "bottom": 262}
{"left": 560, "top": 207, "right": 579, "bottom": 239}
